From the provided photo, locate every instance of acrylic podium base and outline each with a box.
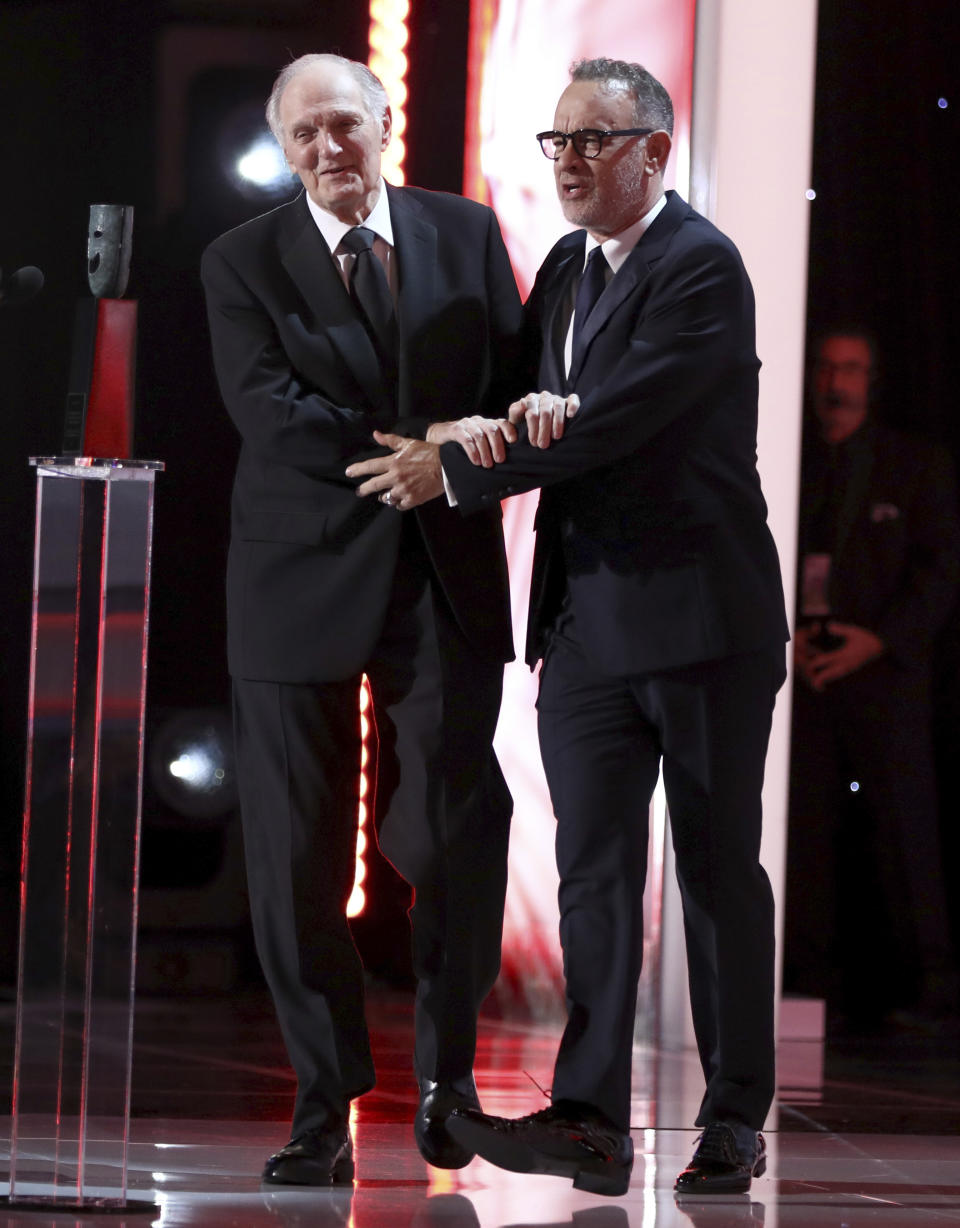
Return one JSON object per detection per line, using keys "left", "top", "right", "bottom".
{"left": 0, "top": 1196, "right": 158, "bottom": 1215}
{"left": 6, "top": 458, "right": 163, "bottom": 1212}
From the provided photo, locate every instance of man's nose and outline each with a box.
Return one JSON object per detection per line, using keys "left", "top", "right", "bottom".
{"left": 556, "top": 140, "right": 583, "bottom": 169}
{"left": 817, "top": 363, "right": 838, "bottom": 388}
{"left": 317, "top": 129, "right": 342, "bottom": 156}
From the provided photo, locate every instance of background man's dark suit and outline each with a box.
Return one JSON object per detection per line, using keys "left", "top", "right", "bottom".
{"left": 201, "top": 182, "right": 521, "bottom": 1136}
{"left": 786, "top": 419, "right": 959, "bottom": 1018}
{"left": 443, "top": 189, "right": 788, "bottom": 1133}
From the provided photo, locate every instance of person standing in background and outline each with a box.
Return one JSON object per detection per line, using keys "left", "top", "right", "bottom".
{"left": 785, "top": 328, "right": 959, "bottom": 1026}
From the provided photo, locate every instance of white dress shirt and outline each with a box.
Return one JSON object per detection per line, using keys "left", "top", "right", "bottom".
{"left": 562, "top": 191, "right": 668, "bottom": 375}
{"left": 304, "top": 179, "right": 396, "bottom": 301}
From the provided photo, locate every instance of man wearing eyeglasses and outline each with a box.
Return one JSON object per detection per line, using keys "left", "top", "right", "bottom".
{"left": 349, "top": 57, "right": 788, "bottom": 1197}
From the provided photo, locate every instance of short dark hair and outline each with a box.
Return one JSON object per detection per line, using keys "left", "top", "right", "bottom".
{"left": 570, "top": 58, "right": 674, "bottom": 135}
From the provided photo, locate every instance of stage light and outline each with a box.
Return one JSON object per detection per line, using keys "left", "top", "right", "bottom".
{"left": 806, "top": 188, "right": 817, "bottom": 200}
{"left": 236, "top": 136, "right": 289, "bottom": 190}
{"left": 217, "top": 99, "right": 295, "bottom": 202}
{"left": 138, "top": 707, "right": 252, "bottom": 990}
{"left": 938, "top": 97, "right": 948, "bottom": 109}
{"left": 369, "top": 0, "right": 409, "bottom": 184}
{"left": 168, "top": 749, "right": 223, "bottom": 787}
{"left": 148, "top": 707, "right": 238, "bottom": 825}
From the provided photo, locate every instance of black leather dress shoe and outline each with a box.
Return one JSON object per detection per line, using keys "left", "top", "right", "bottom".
{"left": 674, "top": 1121, "right": 766, "bottom": 1194}
{"left": 414, "top": 1074, "right": 481, "bottom": 1168}
{"left": 261, "top": 1122, "right": 354, "bottom": 1185}
{"left": 448, "top": 1100, "right": 633, "bottom": 1196}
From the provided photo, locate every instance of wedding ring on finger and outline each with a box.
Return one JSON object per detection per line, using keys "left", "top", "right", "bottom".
{"left": 381, "top": 491, "right": 394, "bottom": 506}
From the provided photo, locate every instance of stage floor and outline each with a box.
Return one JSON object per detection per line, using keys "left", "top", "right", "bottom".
{"left": 1, "top": 987, "right": 959, "bottom": 1226}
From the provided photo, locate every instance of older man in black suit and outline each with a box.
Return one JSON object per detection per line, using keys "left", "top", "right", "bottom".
{"left": 201, "top": 53, "right": 524, "bottom": 1185}
{"left": 351, "top": 58, "right": 788, "bottom": 1198}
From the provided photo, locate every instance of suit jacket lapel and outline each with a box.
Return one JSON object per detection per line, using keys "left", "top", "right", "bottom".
{"left": 536, "top": 236, "right": 582, "bottom": 391}
{"left": 567, "top": 191, "right": 690, "bottom": 386}
{"left": 388, "top": 186, "right": 437, "bottom": 419}
{"left": 278, "top": 194, "right": 391, "bottom": 413}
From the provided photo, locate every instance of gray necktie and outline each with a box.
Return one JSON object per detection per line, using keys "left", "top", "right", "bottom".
{"left": 339, "top": 226, "right": 397, "bottom": 363}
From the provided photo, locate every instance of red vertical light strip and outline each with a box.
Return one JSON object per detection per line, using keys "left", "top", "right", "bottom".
{"left": 357, "top": 0, "right": 407, "bottom": 918}
{"left": 463, "top": 0, "right": 498, "bottom": 203}
{"left": 347, "top": 677, "right": 372, "bottom": 918}
{"left": 369, "top": 0, "right": 410, "bottom": 184}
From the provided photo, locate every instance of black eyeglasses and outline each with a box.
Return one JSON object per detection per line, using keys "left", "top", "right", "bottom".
{"left": 536, "top": 128, "right": 653, "bottom": 160}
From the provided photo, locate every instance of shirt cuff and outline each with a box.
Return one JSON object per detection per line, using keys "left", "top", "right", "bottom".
{"left": 441, "top": 466, "right": 458, "bottom": 507}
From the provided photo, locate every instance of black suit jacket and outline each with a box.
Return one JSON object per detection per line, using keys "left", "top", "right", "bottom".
{"left": 443, "top": 191, "right": 788, "bottom": 674}
{"left": 201, "top": 186, "right": 522, "bottom": 682}
{"left": 799, "top": 421, "right": 959, "bottom": 671}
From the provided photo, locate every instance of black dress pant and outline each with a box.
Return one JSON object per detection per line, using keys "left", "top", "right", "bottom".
{"left": 232, "top": 528, "right": 512, "bottom": 1134}
{"left": 536, "top": 614, "right": 784, "bottom": 1132}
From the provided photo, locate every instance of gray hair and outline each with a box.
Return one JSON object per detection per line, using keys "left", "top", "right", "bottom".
{"left": 265, "top": 53, "right": 389, "bottom": 145}
{"left": 570, "top": 58, "right": 674, "bottom": 136}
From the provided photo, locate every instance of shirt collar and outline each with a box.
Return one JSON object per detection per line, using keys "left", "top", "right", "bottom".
{"left": 304, "top": 179, "right": 395, "bottom": 253}
{"left": 582, "top": 191, "right": 668, "bottom": 273}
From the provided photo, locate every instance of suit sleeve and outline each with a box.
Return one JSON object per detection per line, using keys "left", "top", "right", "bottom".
{"left": 201, "top": 243, "right": 388, "bottom": 479}
{"left": 481, "top": 209, "right": 532, "bottom": 415}
{"left": 442, "top": 235, "right": 757, "bottom": 511}
{"left": 389, "top": 205, "right": 525, "bottom": 440}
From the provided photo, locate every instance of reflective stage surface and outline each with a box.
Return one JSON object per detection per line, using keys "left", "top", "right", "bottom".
{"left": 1, "top": 989, "right": 959, "bottom": 1226}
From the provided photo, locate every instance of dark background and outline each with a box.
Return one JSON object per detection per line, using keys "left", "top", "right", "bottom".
{"left": 0, "top": 0, "right": 957, "bottom": 988}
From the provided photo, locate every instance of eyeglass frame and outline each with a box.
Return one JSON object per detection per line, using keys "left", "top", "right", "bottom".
{"left": 535, "top": 127, "right": 654, "bottom": 160}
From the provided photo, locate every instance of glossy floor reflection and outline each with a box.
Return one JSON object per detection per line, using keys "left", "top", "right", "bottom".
{"left": 1, "top": 988, "right": 959, "bottom": 1226}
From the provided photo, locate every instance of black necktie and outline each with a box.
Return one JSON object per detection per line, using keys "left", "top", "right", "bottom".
{"left": 339, "top": 226, "right": 397, "bottom": 363}
{"left": 571, "top": 246, "right": 608, "bottom": 362}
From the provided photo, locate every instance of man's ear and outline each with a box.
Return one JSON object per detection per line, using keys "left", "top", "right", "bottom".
{"left": 645, "top": 130, "right": 672, "bottom": 175}
{"left": 380, "top": 105, "right": 393, "bottom": 150}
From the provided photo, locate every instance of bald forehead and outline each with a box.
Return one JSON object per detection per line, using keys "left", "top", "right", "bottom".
{"left": 278, "top": 63, "right": 370, "bottom": 127}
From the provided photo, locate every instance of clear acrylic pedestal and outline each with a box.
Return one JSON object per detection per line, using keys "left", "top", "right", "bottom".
{"left": 3, "top": 458, "right": 163, "bottom": 1212}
